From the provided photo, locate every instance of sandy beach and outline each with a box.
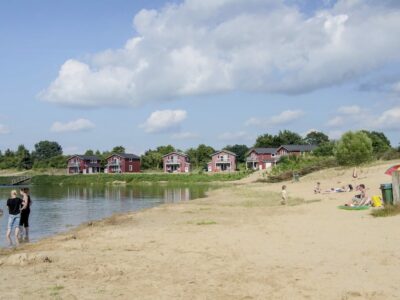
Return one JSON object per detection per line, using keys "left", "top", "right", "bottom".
{"left": 1, "top": 160, "right": 400, "bottom": 299}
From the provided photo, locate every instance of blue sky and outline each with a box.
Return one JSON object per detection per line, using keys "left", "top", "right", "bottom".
{"left": 1, "top": 0, "right": 400, "bottom": 155}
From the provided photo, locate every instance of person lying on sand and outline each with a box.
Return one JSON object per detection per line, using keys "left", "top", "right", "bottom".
{"left": 323, "top": 187, "right": 346, "bottom": 193}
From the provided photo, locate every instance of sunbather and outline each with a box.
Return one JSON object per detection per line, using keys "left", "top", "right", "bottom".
{"left": 346, "top": 184, "right": 370, "bottom": 206}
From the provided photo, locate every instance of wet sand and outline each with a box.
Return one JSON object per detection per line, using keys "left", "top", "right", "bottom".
{"left": 0, "top": 160, "right": 400, "bottom": 299}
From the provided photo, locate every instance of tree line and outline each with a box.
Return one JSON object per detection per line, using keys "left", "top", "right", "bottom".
{"left": 0, "top": 130, "right": 398, "bottom": 170}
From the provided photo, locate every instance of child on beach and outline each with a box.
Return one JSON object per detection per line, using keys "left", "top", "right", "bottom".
{"left": 281, "top": 185, "right": 287, "bottom": 205}
{"left": 314, "top": 182, "right": 321, "bottom": 194}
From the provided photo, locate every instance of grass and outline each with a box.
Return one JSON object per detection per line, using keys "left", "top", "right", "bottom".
{"left": 196, "top": 220, "right": 217, "bottom": 225}
{"left": 371, "top": 204, "right": 400, "bottom": 217}
{"left": 49, "top": 285, "right": 64, "bottom": 297}
{"left": 31, "top": 172, "right": 250, "bottom": 186}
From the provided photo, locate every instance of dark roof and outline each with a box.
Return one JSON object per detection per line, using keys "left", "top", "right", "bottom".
{"left": 68, "top": 155, "right": 101, "bottom": 161}
{"left": 162, "top": 151, "right": 188, "bottom": 158}
{"left": 278, "top": 145, "right": 317, "bottom": 152}
{"left": 212, "top": 149, "right": 237, "bottom": 156}
{"left": 250, "top": 148, "right": 278, "bottom": 154}
{"left": 107, "top": 153, "right": 140, "bottom": 160}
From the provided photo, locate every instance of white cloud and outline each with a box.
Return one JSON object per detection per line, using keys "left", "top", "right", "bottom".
{"left": 375, "top": 107, "right": 400, "bottom": 130}
{"left": 140, "top": 109, "right": 187, "bottom": 133}
{"left": 0, "top": 124, "right": 10, "bottom": 134}
{"left": 39, "top": 0, "right": 400, "bottom": 107}
{"left": 337, "top": 105, "right": 362, "bottom": 115}
{"left": 218, "top": 131, "right": 249, "bottom": 141}
{"left": 392, "top": 81, "right": 400, "bottom": 95}
{"left": 171, "top": 132, "right": 199, "bottom": 139}
{"left": 246, "top": 110, "right": 304, "bottom": 127}
{"left": 326, "top": 116, "right": 344, "bottom": 128}
{"left": 50, "top": 118, "right": 95, "bottom": 133}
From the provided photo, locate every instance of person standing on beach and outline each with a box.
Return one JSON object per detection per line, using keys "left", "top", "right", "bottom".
{"left": 6, "top": 190, "right": 26, "bottom": 246}
{"left": 19, "top": 188, "right": 31, "bottom": 241}
{"left": 281, "top": 185, "right": 287, "bottom": 205}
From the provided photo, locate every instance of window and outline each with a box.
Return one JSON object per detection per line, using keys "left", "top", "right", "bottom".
{"left": 129, "top": 165, "right": 133, "bottom": 171}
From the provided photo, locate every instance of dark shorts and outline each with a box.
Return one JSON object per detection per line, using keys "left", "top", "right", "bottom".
{"left": 19, "top": 210, "right": 30, "bottom": 228}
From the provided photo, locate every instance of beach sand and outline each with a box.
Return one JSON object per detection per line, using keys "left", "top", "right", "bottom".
{"left": 1, "top": 160, "right": 400, "bottom": 299}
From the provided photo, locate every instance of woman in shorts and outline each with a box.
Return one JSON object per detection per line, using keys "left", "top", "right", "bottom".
{"left": 19, "top": 188, "right": 31, "bottom": 241}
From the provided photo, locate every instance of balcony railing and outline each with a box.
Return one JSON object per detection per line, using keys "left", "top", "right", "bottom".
{"left": 108, "top": 161, "right": 121, "bottom": 167}
{"left": 165, "top": 159, "right": 181, "bottom": 164}
{"left": 216, "top": 158, "right": 231, "bottom": 163}
{"left": 68, "top": 162, "right": 80, "bottom": 167}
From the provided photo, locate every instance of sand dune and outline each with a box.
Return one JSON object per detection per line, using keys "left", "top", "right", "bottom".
{"left": 0, "top": 160, "right": 400, "bottom": 299}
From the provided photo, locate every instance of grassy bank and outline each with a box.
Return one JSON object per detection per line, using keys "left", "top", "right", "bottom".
{"left": 31, "top": 171, "right": 251, "bottom": 186}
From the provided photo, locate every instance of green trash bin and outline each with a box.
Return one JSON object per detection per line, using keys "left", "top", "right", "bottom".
{"left": 380, "top": 183, "right": 393, "bottom": 204}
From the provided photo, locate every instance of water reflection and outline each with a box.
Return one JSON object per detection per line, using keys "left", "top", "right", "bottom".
{"left": 0, "top": 184, "right": 210, "bottom": 248}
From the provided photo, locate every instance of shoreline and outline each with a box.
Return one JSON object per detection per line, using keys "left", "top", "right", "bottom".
{"left": 0, "top": 161, "right": 400, "bottom": 299}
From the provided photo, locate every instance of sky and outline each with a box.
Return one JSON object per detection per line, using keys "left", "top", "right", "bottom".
{"left": 1, "top": 0, "right": 400, "bottom": 155}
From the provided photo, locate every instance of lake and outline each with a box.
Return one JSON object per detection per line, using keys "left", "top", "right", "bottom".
{"left": 0, "top": 183, "right": 211, "bottom": 248}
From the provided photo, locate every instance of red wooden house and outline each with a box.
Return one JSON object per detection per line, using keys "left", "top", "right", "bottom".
{"left": 67, "top": 155, "right": 101, "bottom": 174}
{"left": 163, "top": 152, "right": 190, "bottom": 173}
{"left": 207, "top": 150, "right": 237, "bottom": 172}
{"left": 105, "top": 153, "right": 141, "bottom": 173}
{"left": 276, "top": 145, "right": 317, "bottom": 156}
{"left": 246, "top": 148, "right": 278, "bottom": 170}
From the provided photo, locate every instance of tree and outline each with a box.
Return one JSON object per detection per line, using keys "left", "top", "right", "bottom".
{"left": 85, "top": 149, "right": 94, "bottom": 156}
{"left": 111, "top": 146, "right": 125, "bottom": 154}
{"left": 33, "top": 141, "right": 62, "bottom": 160}
{"left": 156, "top": 145, "right": 175, "bottom": 156}
{"left": 141, "top": 150, "right": 163, "bottom": 170}
{"left": 277, "top": 130, "right": 304, "bottom": 145}
{"left": 186, "top": 144, "right": 215, "bottom": 169}
{"left": 224, "top": 144, "right": 249, "bottom": 163}
{"left": 313, "top": 141, "right": 335, "bottom": 157}
{"left": 254, "top": 130, "right": 304, "bottom": 147}
{"left": 334, "top": 131, "right": 374, "bottom": 166}
{"left": 254, "top": 134, "right": 282, "bottom": 147}
{"left": 360, "top": 130, "right": 391, "bottom": 157}
{"left": 304, "top": 131, "right": 329, "bottom": 145}
{"left": 16, "top": 145, "right": 33, "bottom": 169}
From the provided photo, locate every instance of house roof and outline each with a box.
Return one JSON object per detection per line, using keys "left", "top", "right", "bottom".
{"left": 249, "top": 148, "right": 278, "bottom": 155}
{"left": 68, "top": 155, "right": 101, "bottom": 161}
{"left": 212, "top": 149, "right": 237, "bottom": 156}
{"left": 162, "top": 151, "right": 188, "bottom": 158}
{"left": 107, "top": 153, "right": 140, "bottom": 160}
{"left": 278, "top": 145, "right": 317, "bottom": 152}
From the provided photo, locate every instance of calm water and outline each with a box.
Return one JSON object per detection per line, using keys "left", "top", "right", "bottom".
{"left": 0, "top": 184, "right": 211, "bottom": 248}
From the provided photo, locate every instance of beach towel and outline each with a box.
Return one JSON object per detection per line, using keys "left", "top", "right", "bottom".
{"left": 338, "top": 205, "right": 370, "bottom": 210}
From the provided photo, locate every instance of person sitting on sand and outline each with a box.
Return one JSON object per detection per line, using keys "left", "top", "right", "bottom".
{"left": 346, "top": 184, "right": 370, "bottom": 206}
{"left": 314, "top": 182, "right": 321, "bottom": 194}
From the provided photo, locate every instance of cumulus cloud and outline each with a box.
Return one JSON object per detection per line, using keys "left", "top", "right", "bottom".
{"left": 337, "top": 105, "right": 362, "bottom": 115}
{"left": 0, "top": 124, "right": 10, "bottom": 134}
{"left": 246, "top": 110, "right": 304, "bottom": 127}
{"left": 39, "top": 0, "right": 400, "bottom": 107}
{"left": 326, "top": 116, "right": 344, "bottom": 128}
{"left": 50, "top": 118, "right": 95, "bottom": 133}
{"left": 171, "top": 132, "right": 199, "bottom": 139}
{"left": 374, "top": 107, "right": 400, "bottom": 130}
{"left": 140, "top": 109, "right": 187, "bottom": 133}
